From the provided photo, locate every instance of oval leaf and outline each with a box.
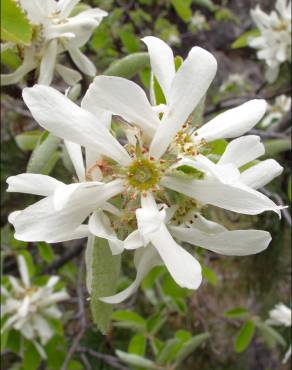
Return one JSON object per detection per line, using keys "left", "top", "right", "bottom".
{"left": 104, "top": 52, "right": 150, "bottom": 79}
{"left": 234, "top": 320, "right": 255, "bottom": 353}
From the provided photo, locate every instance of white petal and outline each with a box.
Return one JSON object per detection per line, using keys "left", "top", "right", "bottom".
{"left": 19, "top": 0, "right": 53, "bottom": 23}
{"left": 22, "top": 85, "right": 131, "bottom": 165}
{"left": 33, "top": 315, "right": 53, "bottom": 345}
{"left": 55, "top": 64, "right": 82, "bottom": 86}
{"left": 46, "top": 276, "right": 59, "bottom": 288}
{"left": 17, "top": 256, "right": 30, "bottom": 288}
{"left": 240, "top": 159, "right": 284, "bottom": 189}
{"left": 161, "top": 176, "right": 283, "bottom": 216}
{"left": 32, "top": 340, "right": 47, "bottom": 360}
{"left": 47, "top": 224, "right": 90, "bottom": 243}
{"left": 218, "top": 135, "right": 265, "bottom": 168}
{"left": 194, "top": 100, "right": 267, "bottom": 143}
{"left": 38, "top": 39, "right": 58, "bottom": 86}
{"left": 124, "top": 230, "right": 144, "bottom": 250}
{"left": 67, "top": 47, "right": 96, "bottom": 76}
{"left": 0, "top": 51, "right": 37, "bottom": 86}
{"left": 81, "top": 90, "right": 112, "bottom": 128}
{"left": 88, "top": 210, "right": 123, "bottom": 255}
{"left": 137, "top": 193, "right": 202, "bottom": 289}
{"left": 18, "top": 295, "right": 30, "bottom": 318}
{"left": 150, "top": 46, "right": 217, "bottom": 158}
{"left": 142, "top": 36, "right": 175, "bottom": 99}
{"left": 57, "top": 0, "right": 80, "bottom": 17}
{"left": 149, "top": 224, "right": 202, "bottom": 289}
{"left": 7, "top": 174, "right": 63, "bottom": 196}
{"left": 64, "top": 140, "right": 85, "bottom": 181}
{"left": 84, "top": 76, "right": 159, "bottom": 137}
{"left": 11, "top": 180, "right": 124, "bottom": 242}
{"left": 100, "top": 247, "right": 161, "bottom": 304}
{"left": 170, "top": 225, "right": 271, "bottom": 255}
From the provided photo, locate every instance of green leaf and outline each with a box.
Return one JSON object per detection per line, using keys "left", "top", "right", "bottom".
{"left": 208, "top": 139, "right": 228, "bottom": 156}
{"left": 224, "top": 307, "right": 249, "bottom": 319}
{"left": 170, "top": 0, "right": 192, "bottom": 21}
{"left": 146, "top": 311, "right": 166, "bottom": 334}
{"left": 19, "top": 250, "right": 35, "bottom": 278}
{"left": 15, "top": 131, "right": 42, "bottom": 151}
{"left": 1, "top": 48, "right": 21, "bottom": 69}
{"left": 162, "top": 273, "right": 190, "bottom": 298}
{"left": 141, "top": 266, "right": 165, "bottom": 289}
{"left": 27, "top": 132, "right": 61, "bottom": 175}
{"left": 116, "top": 350, "right": 158, "bottom": 369}
{"left": 1, "top": 0, "right": 32, "bottom": 45}
{"left": 191, "top": 96, "right": 206, "bottom": 126}
{"left": 193, "top": 0, "right": 216, "bottom": 11}
{"left": 104, "top": 52, "right": 150, "bottom": 79}
{"left": 90, "top": 238, "right": 121, "bottom": 333}
{"left": 157, "top": 338, "right": 182, "bottom": 364}
{"left": 231, "top": 29, "right": 260, "bottom": 49}
{"left": 128, "top": 333, "right": 146, "bottom": 356}
{"left": 256, "top": 320, "right": 286, "bottom": 348}
{"left": 264, "top": 139, "right": 291, "bottom": 156}
{"left": 202, "top": 266, "right": 218, "bottom": 286}
{"left": 67, "top": 360, "right": 84, "bottom": 370}
{"left": 112, "top": 310, "right": 146, "bottom": 330}
{"left": 175, "top": 330, "right": 192, "bottom": 342}
{"left": 23, "top": 340, "right": 42, "bottom": 370}
{"left": 37, "top": 242, "right": 55, "bottom": 263}
{"left": 120, "top": 27, "right": 140, "bottom": 53}
{"left": 175, "top": 333, "right": 210, "bottom": 364}
{"left": 234, "top": 320, "right": 255, "bottom": 353}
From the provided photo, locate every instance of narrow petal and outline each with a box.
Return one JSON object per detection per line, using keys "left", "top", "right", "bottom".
{"left": 22, "top": 85, "right": 131, "bottom": 165}
{"left": 88, "top": 210, "right": 123, "bottom": 255}
{"left": 100, "top": 247, "right": 161, "bottom": 304}
{"left": 10, "top": 180, "right": 124, "bottom": 242}
{"left": 136, "top": 193, "right": 202, "bottom": 289}
{"left": 64, "top": 140, "right": 85, "bottom": 181}
{"left": 19, "top": 0, "right": 54, "bottom": 23}
{"left": 218, "top": 135, "right": 265, "bottom": 168}
{"left": 55, "top": 64, "right": 82, "bottom": 86}
{"left": 161, "top": 176, "right": 283, "bottom": 216}
{"left": 150, "top": 47, "right": 217, "bottom": 158}
{"left": 7, "top": 174, "right": 63, "bottom": 196}
{"left": 170, "top": 225, "right": 271, "bottom": 255}
{"left": 142, "top": 36, "right": 175, "bottom": 99}
{"left": 194, "top": 100, "right": 267, "bottom": 143}
{"left": 148, "top": 224, "right": 202, "bottom": 289}
{"left": 84, "top": 76, "right": 159, "bottom": 137}
{"left": 38, "top": 39, "right": 58, "bottom": 86}
{"left": 67, "top": 47, "right": 96, "bottom": 76}
{"left": 240, "top": 159, "right": 284, "bottom": 189}
{"left": 18, "top": 256, "right": 30, "bottom": 287}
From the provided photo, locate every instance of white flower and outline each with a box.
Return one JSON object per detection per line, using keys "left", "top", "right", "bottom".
{"left": 268, "top": 303, "right": 291, "bottom": 327}
{"left": 1, "top": 255, "right": 69, "bottom": 354}
{"left": 7, "top": 37, "right": 284, "bottom": 298}
{"left": 248, "top": 0, "right": 291, "bottom": 83}
{"left": 267, "top": 303, "right": 291, "bottom": 364}
{"left": 190, "top": 11, "right": 207, "bottom": 31}
{"left": 261, "top": 95, "right": 291, "bottom": 127}
{"left": 219, "top": 73, "right": 246, "bottom": 93}
{"left": 1, "top": 0, "right": 107, "bottom": 86}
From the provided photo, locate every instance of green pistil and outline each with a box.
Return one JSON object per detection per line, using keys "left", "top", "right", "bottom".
{"left": 127, "top": 158, "right": 160, "bottom": 191}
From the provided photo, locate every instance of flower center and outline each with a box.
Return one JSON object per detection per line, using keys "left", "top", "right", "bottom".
{"left": 127, "top": 158, "right": 160, "bottom": 191}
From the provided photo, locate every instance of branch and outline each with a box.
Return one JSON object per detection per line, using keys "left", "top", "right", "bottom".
{"left": 77, "top": 347, "right": 128, "bottom": 370}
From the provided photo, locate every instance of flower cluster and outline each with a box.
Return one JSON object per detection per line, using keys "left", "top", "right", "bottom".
{"left": 7, "top": 37, "right": 285, "bottom": 304}
{"left": 248, "top": 0, "right": 291, "bottom": 82}
{"left": 1, "top": 0, "right": 107, "bottom": 86}
{"left": 1, "top": 256, "right": 69, "bottom": 356}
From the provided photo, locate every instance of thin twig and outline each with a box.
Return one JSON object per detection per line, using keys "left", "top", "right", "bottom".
{"left": 42, "top": 241, "right": 84, "bottom": 274}
{"left": 77, "top": 347, "right": 128, "bottom": 370}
